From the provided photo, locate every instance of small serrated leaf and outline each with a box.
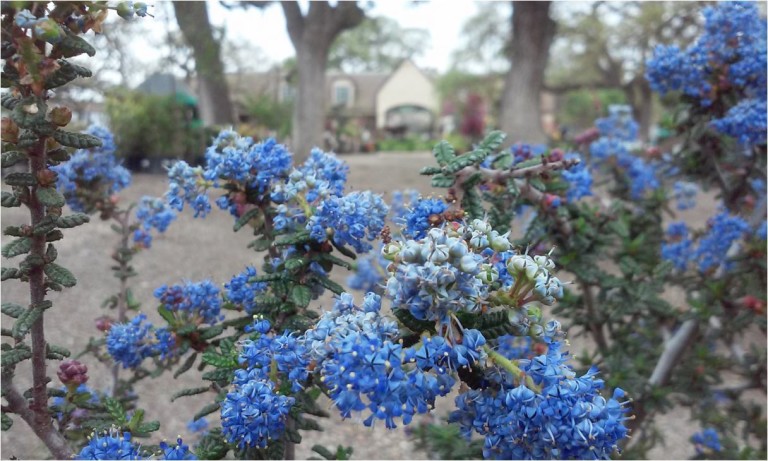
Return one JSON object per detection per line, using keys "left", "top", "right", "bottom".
{"left": 193, "top": 402, "right": 220, "bottom": 422}
{"left": 1, "top": 93, "right": 20, "bottom": 110}
{"left": 52, "top": 33, "right": 96, "bottom": 58}
{"left": 284, "top": 257, "right": 306, "bottom": 272}
{"left": 2, "top": 237, "right": 31, "bottom": 258}
{"left": 43, "top": 263, "right": 76, "bottom": 287}
{"left": 432, "top": 140, "right": 456, "bottom": 166}
{"left": 431, "top": 174, "right": 455, "bottom": 188}
{"left": 274, "top": 230, "right": 312, "bottom": 247}
{"left": 199, "top": 324, "right": 224, "bottom": 340}
{"left": 157, "top": 305, "right": 176, "bottom": 326}
{"left": 314, "top": 276, "right": 344, "bottom": 295}
{"left": 1, "top": 412, "right": 12, "bottom": 431}
{"left": 201, "top": 351, "right": 236, "bottom": 368}
{"left": 174, "top": 352, "right": 198, "bottom": 379}
{"left": 12, "top": 306, "right": 44, "bottom": 340}
{"left": 289, "top": 285, "right": 312, "bottom": 308}
{"left": 56, "top": 213, "right": 90, "bottom": 228}
{"left": 1, "top": 192, "right": 21, "bottom": 208}
{"left": 52, "top": 130, "right": 102, "bottom": 149}
{"left": 233, "top": 207, "right": 261, "bottom": 232}
{"left": 419, "top": 166, "right": 443, "bottom": 175}
{"left": 104, "top": 397, "right": 127, "bottom": 424}
{"left": 247, "top": 238, "right": 272, "bottom": 251}
{"left": 1, "top": 151, "right": 27, "bottom": 168}
{"left": 135, "top": 421, "right": 160, "bottom": 434}
{"left": 202, "top": 369, "right": 233, "bottom": 382}
{"left": 36, "top": 187, "right": 65, "bottom": 208}
{"left": 33, "top": 215, "right": 58, "bottom": 236}
{"left": 1, "top": 268, "right": 23, "bottom": 280}
{"left": 1, "top": 303, "right": 25, "bottom": 318}
{"left": 1, "top": 344, "right": 32, "bottom": 368}
{"left": 3, "top": 172, "right": 36, "bottom": 187}
{"left": 171, "top": 386, "right": 210, "bottom": 402}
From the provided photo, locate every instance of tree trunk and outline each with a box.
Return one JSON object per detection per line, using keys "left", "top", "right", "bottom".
{"left": 499, "top": 1, "right": 556, "bottom": 144}
{"left": 173, "top": 1, "right": 234, "bottom": 126}
{"left": 282, "top": 1, "right": 364, "bottom": 162}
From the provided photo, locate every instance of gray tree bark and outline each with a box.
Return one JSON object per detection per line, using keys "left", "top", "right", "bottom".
{"left": 282, "top": 1, "right": 364, "bottom": 162}
{"left": 173, "top": 1, "right": 235, "bottom": 126}
{"left": 499, "top": 1, "right": 557, "bottom": 144}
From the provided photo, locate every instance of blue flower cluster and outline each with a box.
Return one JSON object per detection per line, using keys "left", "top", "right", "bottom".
{"left": 133, "top": 196, "right": 177, "bottom": 248}
{"left": 511, "top": 143, "right": 548, "bottom": 164}
{"left": 560, "top": 153, "right": 593, "bottom": 202}
{"left": 106, "top": 313, "right": 175, "bottom": 369}
{"left": 385, "top": 224, "right": 488, "bottom": 328}
{"left": 307, "top": 191, "right": 389, "bottom": 253}
{"left": 166, "top": 161, "right": 209, "bottom": 218}
{"left": 400, "top": 197, "right": 449, "bottom": 239}
{"left": 692, "top": 428, "right": 722, "bottom": 454}
{"left": 389, "top": 189, "right": 421, "bottom": 223}
{"left": 76, "top": 429, "right": 145, "bottom": 460}
{"left": 646, "top": 2, "right": 767, "bottom": 146}
{"left": 450, "top": 342, "right": 630, "bottom": 460}
{"left": 76, "top": 429, "right": 196, "bottom": 460}
{"left": 300, "top": 293, "right": 484, "bottom": 429}
{"left": 52, "top": 125, "right": 131, "bottom": 212}
{"left": 662, "top": 212, "right": 749, "bottom": 273}
{"left": 297, "top": 148, "right": 349, "bottom": 201}
{"left": 154, "top": 280, "right": 223, "bottom": 325}
{"left": 588, "top": 106, "right": 661, "bottom": 199}
{"left": 225, "top": 266, "right": 267, "bottom": 314}
{"left": 221, "top": 319, "right": 302, "bottom": 449}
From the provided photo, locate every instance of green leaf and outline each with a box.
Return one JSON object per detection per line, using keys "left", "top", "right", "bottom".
{"left": 196, "top": 429, "right": 229, "bottom": 460}
{"left": 312, "top": 445, "right": 335, "bottom": 460}
{"left": 171, "top": 386, "right": 210, "bottom": 402}
{"left": 233, "top": 207, "right": 262, "bottom": 232}
{"left": 273, "top": 230, "right": 311, "bottom": 247}
{"left": 56, "top": 213, "right": 90, "bottom": 228}
{"left": 1, "top": 344, "right": 32, "bottom": 368}
{"left": 45, "top": 243, "right": 57, "bottom": 263}
{"left": 135, "top": 421, "right": 160, "bottom": 434}
{"left": 173, "top": 352, "right": 198, "bottom": 379}
{"left": 52, "top": 33, "right": 96, "bottom": 58}
{"left": 46, "top": 344, "right": 70, "bottom": 360}
{"left": 47, "top": 148, "right": 71, "bottom": 163}
{"left": 45, "top": 59, "right": 92, "bottom": 89}
{"left": 33, "top": 215, "right": 58, "bottom": 235}
{"left": 284, "top": 257, "right": 306, "bottom": 272}
{"left": 432, "top": 140, "right": 456, "bottom": 166}
{"left": 478, "top": 130, "right": 506, "bottom": 152}
{"left": 3, "top": 172, "right": 36, "bottom": 187}
{"left": 201, "top": 351, "right": 237, "bottom": 368}
{"left": 199, "top": 324, "right": 224, "bottom": 340}
{"left": 431, "top": 174, "right": 455, "bottom": 188}
{"left": 12, "top": 306, "right": 44, "bottom": 340}
{"left": 2, "top": 303, "right": 25, "bottom": 318}
{"left": 104, "top": 397, "right": 127, "bottom": 425}
{"left": 1, "top": 192, "right": 21, "bottom": 208}
{"left": 316, "top": 253, "right": 352, "bottom": 270}
{"left": 201, "top": 369, "right": 232, "bottom": 382}
{"left": 157, "top": 305, "right": 176, "bottom": 325}
{"left": 289, "top": 285, "right": 312, "bottom": 308}
{"left": 247, "top": 238, "right": 272, "bottom": 251}
{"left": 1, "top": 413, "right": 12, "bottom": 431}
{"left": 43, "top": 263, "right": 76, "bottom": 287}
{"left": 177, "top": 324, "right": 197, "bottom": 335}
{"left": 193, "top": 402, "right": 220, "bottom": 422}
{"left": 3, "top": 226, "right": 23, "bottom": 237}
{"left": 1, "top": 268, "right": 23, "bottom": 280}
{"left": 1, "top": 93, "right": 20, "bottom": 110}
{"left": 315, "top": 276, "right": 345, "bottom": 295}
{"left": 1, "top": 151, "right": 27, "bottom": 168}
{"left": 331, "top": 239, "right": 357, "bottom": 259}
{"left": 52, "top": 130, "right": 102, "bottom": 149}
{"left": 419, "top": 166, "right": 443, "bottom": 175}
{"left": 36, "top": 187, "right": 65, "bottom": 208}
{"left": 2, "top": 238, "right": 31, "bottom": 258}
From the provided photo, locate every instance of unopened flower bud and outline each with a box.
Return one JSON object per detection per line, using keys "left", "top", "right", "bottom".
{"left": 33, "top": 19, "right": 63, "bottom": 44}
{"left": 14, "top": 10, "right": 38, "bottom": 28}
{"left": 134, "top": 2, "right": 149, "bottom": 17}
{"left": 2, "top": 117, "right": 19, "bottom": 143}
{"left": 95, "top": 316, "right": 113, "bottom": 332}
{"left": 48, "top": 106, "right": 72, "bottom": 126}
{"left": 36, "top": 169, "right": 58, "bottom": 187}
{"left": 57, "top": 359, "right": 88, "bottom": 386}
{"left": 117, "top": 2, "right": 136, "bottom": 20}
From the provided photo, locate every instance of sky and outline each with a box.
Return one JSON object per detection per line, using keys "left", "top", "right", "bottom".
{"left": 119, "top": 0, "right": 483, "bottom": 87}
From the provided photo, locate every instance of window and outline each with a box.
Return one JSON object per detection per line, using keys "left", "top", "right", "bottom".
{"left": 332, "top": 80, "right": 354, "bottom": 107}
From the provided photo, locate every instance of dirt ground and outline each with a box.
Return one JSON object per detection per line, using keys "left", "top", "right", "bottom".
{"left": 0, "top": 151, "right": 763, "bottom": 459}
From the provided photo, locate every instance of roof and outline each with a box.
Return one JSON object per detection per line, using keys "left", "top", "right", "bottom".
{"left": 327, "top": 72, "right": 388, "bottom": 116}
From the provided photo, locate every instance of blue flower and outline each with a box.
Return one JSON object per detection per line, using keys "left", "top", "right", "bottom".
{"left": 165, "top": 161, "right": 209, "bottom": 217}
{"left": 221, "top": 377, "right": 295, "bottom": 449}
{"left": 76, "top": 429, "right": 146, "bottom": 460}
{"left": 133, "top": 196, "right": 177, "bottom": 248}
{"left": 154, "top": 280, "right": 222, "bottom": 325}
{"left": 348, "top": 244, "right": 389, "bottom": 293}
{"left": 307, "top": 191, "right": 389, "bottom": 253}
{"left": 225, "top": 266, "right": 268, "bottom": 314}
{"left": 561, "top": 153, "right": 592, "bottom": 202}
{"left": 186, "top": 417, "right": 209, "bottom": 435}
{"left": 400, "top": 198, "right": 449, "bottom": 239}
{"left": 692, "top": 428, "right": 722, "bottom": 453}
{"left": 693, "top": 211, "right": 749, "bottom": 273}
{"left": 106, "top": 314, "right": 175, "bottom": 369}
{"left": 673, "top": 181, "right": 698, "bottom": 210}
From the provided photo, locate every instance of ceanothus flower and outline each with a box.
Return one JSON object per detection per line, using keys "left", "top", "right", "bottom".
{"left": 106, "top": 313, "right": 175, "bottom": 369}
{"left": 692, "top": 211, "right": 749, "bottom": 273}
{"left": 307, "top": 191, "right": 388, "bottom": 253}
{"left": 165, "top": 161, "right": 209, "bottom": 218}
{"left": 560, "top": 153, "right": 592, "bottom": 202}
{"left": 692, "top": 428, "right": 722, "bottom": 454}
{"left": 154, "top": 280, "right": 223, "bottom": 325}
{"left": 51, "top": 125, "right": 131, "bottom": 213}
{"left": 225, "top": 266, "right": 268, "bottom": 314}
{"left": 133, "top": 196, "right": 177, "bottom": 248}
{"left": 661, "top": 222, "right": 692, "bottom": 271}
{"left": 673, "top": 181, "right": 698, "bottom": 211}
{"left": 400, "top": 198, "right": 449, "bottom": 239}
{"left": 76, "top": 429, "right": 146, "bottom": 460}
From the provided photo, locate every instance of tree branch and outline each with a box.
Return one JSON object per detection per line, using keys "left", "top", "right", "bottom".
{"left": 281, "top": 1, "right": 304, "bottom": 46}
{"left": 2, "top": 376, "right": 73, "bottom": 459}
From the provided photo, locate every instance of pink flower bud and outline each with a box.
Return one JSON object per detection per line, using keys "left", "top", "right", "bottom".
{"left": 57, "top": 359, "right": 88, "bottom": 386}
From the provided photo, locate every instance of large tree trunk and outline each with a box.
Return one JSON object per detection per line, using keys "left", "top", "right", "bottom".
{"left": 499, "top": 1, "right": 557, "bottom": 144}
{"left": 173, "top": 1, "right": 234, "bottom": 126}
{"left": 282, "top": 1, "right": 364, "bottom": 162}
